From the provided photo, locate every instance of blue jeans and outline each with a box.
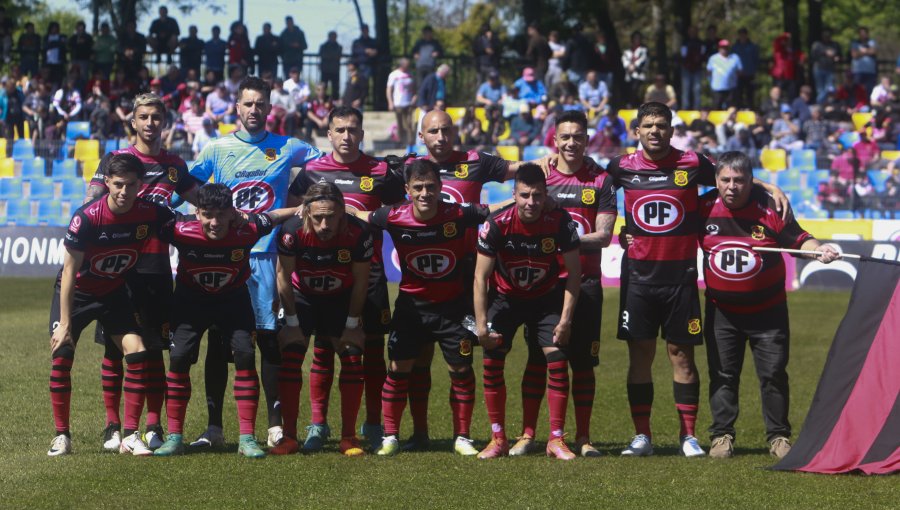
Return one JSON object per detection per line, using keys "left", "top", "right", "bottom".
{"left": 681, "top": 70, "right": 703, "bottom": 110}
{"left": 813, "top": 68, "right": 834, "bottom": 103}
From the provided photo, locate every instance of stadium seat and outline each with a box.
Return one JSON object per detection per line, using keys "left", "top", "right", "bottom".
{"left": 27, "top": 177, "right": 54, "bottom": 199}
{"left": 496, "top": 145, "right": 520, "bottom": 161}
{"left": 20, "top": 158, "right": 46, "bottom": 179}
{"left": 38, "top": 200, "right": 63, "bottom": 225}
{"left": 789, "top": 149, "right": 816, "bottom": 171}
{"left": 0, "top": 158, "right": 14, "bottom": 177}
{"left": 735, "top": 111, "right": 757, "bottom": 126}
{"left": 496, "top": 122, "right": 511, "bottom": 141}
{"left": 838, "top": 131, "right": 860, "bottom": 149}
{"left": 754, "top": 169, "right": 772, "bottom": 183}
{"left": 445, "top": 107, "right": 466, "bottom": 124}
{"left": 833, "top": 210, "right": 854, "bottom": 219}
{"left": 81, "top": 159, "right": 101, "bottom": 183}
{"left": 868, "top": 170, "right": 889, "bottom": 192}
{"left": 409, "top": 144, "right": 427, "bottom": 156}
{"left": 806, "top": 169, "right": 830, "bottom": 191}
{"left": 73, "top": 140, "right": 100, "bottom": 162}
{"left": 218, "top": 123, "right": 237, "bottom": 136}
{"left": 708, "top": 110, "right": 729, "bottom": 125}
{"left": 12, "top": 139, "right": 35, "bottom": 160}
{"left": 522, "top": 145, "right": 553, "bottom": 161}
{"left": 881, "top": 150, "right": 900, "bottom": 163}
{"left": 65, "top": 121, "right": 91, "bottom": 141}
{"left": 777, "top": 169, "right": 802, "bottom": 189}
{"left": 104, "top": 139, "right": 120, "bottom": 155}
{"left": 0, "top": 139, "right": 6, "bottom": 158}
{"left": 851, "top": 112, "right": 872, "bottom": 132}
{"left": 618, "top": 109, "right": 638, "bottom": 128}
{"left": 4, "top": 199, "right": 33, "bottom": 224}
{"left": 52, "top": 159, "right": 78, "bottom": 179}
{"left": 676, "top": 110, "right": 700, "bottom": 124}
{"left": 60, "top": 178, "right": 85, "bottom": 201}
{"left": 481, "top": 182, "right": 513, "bottom": 204}
{"left": 760, "top": 148, "right": 787, "bottom": 172}
{"left": 0, "top": 177, "right": 22, "bottom": 199}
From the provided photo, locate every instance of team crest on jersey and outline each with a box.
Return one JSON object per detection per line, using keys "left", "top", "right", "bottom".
{"left": 751, "top": 225, "right": 766, "bottom": 240}
{"left": 136, "top": 224, "right": 149, "bottom": 240}
{"left": 674, "top": 170, "right": 689, "bottom": 187}
{"left": 231, "top": 249, "right": 244, "bottom": 262}
{"left": 687, "top": 318, "right": 701, "bottom": 335}
{"left": 454, "top": 164, "right": 469, "bottom": 179}
{"left": 541, "top": 237, "right": 556, "bottom": 254}
{"left": 590, "top": 341, "right": 600, "bottom": 357}
{"left": 479, "top": 221, "right": 491, "bottom": 239}
{"left": 381, "top": 309, "right": 391, "bottom": 324}
{"left": 167, "top": 167, "right": 179, "bottom": 182}
{"left": 581, "top": 189, "right": 596, "bottom": 205}
{"left": 359, "top": 176, "right": 374, "bottom": 192}
{"left": 281, "top": 233, "right": 295, "bottom": 249}
{"left": 443, "top": 222, "right": 458, "bottom": 238}
{"left": 69, "top": 215, "right": 82, "bottom": 234}
{"left": 337, "top": 249, "right": 352, "bottom": 263}
{"left": 459, "top": 339, "right": 473, "bottom": 356}
{"left": 264, "top": 148, "right": 277, "bottom": 161}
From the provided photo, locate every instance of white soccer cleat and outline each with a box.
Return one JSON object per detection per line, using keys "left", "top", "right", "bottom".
{"left": 119, "top": 431, "right": 153, "bottom": 456}
{"left": 189, "top": 426, "right": 226, "bottom": 448}
{"left": 102, "top": 424, "right": 121, "bottom": 451}
{"left": 143, "top": 425, "right": 165, "bottom": 450}
{"left": 680, "top": 435, "right": 707, "bottom": 457}
{"left": 621, "top": 434, "right": 654, "bottom": 457}
{"left": 267, "top": 426, "right": 284, "bottom": 448}
{"left": 48, "top": 434, "right": 72, "bottom": 456}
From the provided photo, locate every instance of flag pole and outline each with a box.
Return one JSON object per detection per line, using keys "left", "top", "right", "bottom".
{"left": 752, "top": 246, "right": 862, "bottom": 259}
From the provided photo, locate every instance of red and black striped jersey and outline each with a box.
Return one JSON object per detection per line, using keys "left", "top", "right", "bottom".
{"left": 277, "top": 215, "right": 373, "bottom": 296}
{"left": 90, "top": 145, "right": 202, "bottom": 274}
{"left": 699, "top": 187, "right": 811, "bottom": 313}
{"left": 160, "top": 213, "right": 274, "bottom": 295}
{"left": 64, "top": 197, "right": 175, "bottom": 296}
{"left": 477, "top": 206, "right": 580, "bottom": 298}
{"left": 413, "top": 150, "right": 509, "bottom": 204}
{"left": 606, "top": 149, "right": 716, "bottom": 285}
{"left": 370, "top": 202, "right": 490, "bottom": 302}
{"left": 546, "top": 160, "right": 617, "bottom": 278}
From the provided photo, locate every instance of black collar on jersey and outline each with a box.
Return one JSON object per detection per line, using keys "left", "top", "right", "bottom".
{"left": 234, "top": 129, "right": 269, "bottom": 144}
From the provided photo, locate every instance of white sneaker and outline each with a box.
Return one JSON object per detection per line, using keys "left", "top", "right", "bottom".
{"left": 48, "top": 434, "right": 72, "bottom": 456}
{"left": 143, "top": 425, "right": 165, "bottom": 450}
{"left": 454, "top": 436, "right": 479, "bottom": 456}
{"left": 102, "top": 424, "right": 121, "bottom": 451}
{"left": 621, "top": 434, "right": 654, "bottom": 456}
{"left": 267, "top": 426, "right": 284, "bottom": 448}
{"left": 189, "top": 426, "right": 225, "bottom": 448}
{"left": 119, "top": 431, "right": 153, "bottom": 456}
{"left": 680, "top": 434, "right": 707, "bottom": 457}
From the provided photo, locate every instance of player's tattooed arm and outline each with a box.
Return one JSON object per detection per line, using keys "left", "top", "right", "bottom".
{"left": 83, "top": 185, "right": 106, "bottom": 204}
{"left": 50, "top": 248, "right": 83, "bottom": 354}
{"left": 581, "top": 213, "right": 616, "bottom": 251}
{"left": 554, "top": 249, "right": 582, "bottom": 347}
{"left": 340, "top": 261, "right": 371, "bottom": 351}
{"left": 276, "top": 254, "right": 307, "bottom": 350}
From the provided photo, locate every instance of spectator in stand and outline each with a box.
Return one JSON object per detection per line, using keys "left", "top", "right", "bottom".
{"left": 769, "top": 104, "right": 803, "bottom": 151}
{"left": 17, "top": 22, "right": 42, "bottom": 78}
{"left": 622, "top": 31, "right": 648, "bottom": 108}
{"left": 304, "top": 88, "right": 333, "bottom": 141}
{"left": 0, "top": 79, "right": 25, "bottom": 141}
{"left": 118, "top": 20, "right": 146, "bottom": 79}
{"left": 417, "top": 63, "right": 449, "bottom": 112}
{"left": 714, "top": 107, "right": 739, "bottom": 146}
{"left": 870, "top": 111, "right": 893, "bottom": 149}
{"left": 852, "top": 129, "right": 880, "bottom": 169}
{"left": 723, "top": 124, "right": 757, "bottom": 161}
{"left": 43, "top": 22, "right": 67, "bottom": 86}
{"left": 460, "top": 106, "right": 489, "bottom": 149}
{"left": 835, "top": 71, "right": 869, "bottom": 113}
{"left": 594, "top": 31, "right": 615, "bottom": 91}
{"left": 254, "top": 23, "right": 281, "bottom": 77}
{"left": 192, "top": 116, "right": 218, "bottom": 158}
{"left": 832, "top": 147, "right": 860, "bottom": 181}
{"left": 224, "top": 64, "right": 244, "bottom": 98}
{"left": 852, "top": 174, "right": 878, "bottom": 216}
{"left": 23, "top": 81, "right": 50, "bottom": 141}
{"left": 731, "top": 28, "right": 759, "bottom": 109}
{"left": 342, "top": 61, "right": 368, "bottom": 110}
{"left": 179, "top": 25, "right": 204, "bottom": 77}
{"left": 526, "top": 23, "right": 551, "bottom": 83}
{"left": 91, "top": 23, "right": 116, "bottom": 81}
{"left": 351, "top": 24, "right": 378, "bottom": 83}
{"left": 563, "top": 23, "right": 593, "bottom": 84}
{"left": 587, "top": 122, "right": 622, "bottom": 159}
{"left": 818, "top": 171, "right": 849, "bottom": 218}
{"left": 802, "top": 106, "right": 838, "bottom": 156}
{"left": 387, "top": 58, "right": 416, "bottom": 148}
{"left": 644, "top": 73, "right": 677, "bottom": 109}
{"left": 268, "top": 77, "right": 295, "bottom": 136}
{"left": 89, "top": 96, "right": 112, "bottom": 140}
{"left": 280, "top": 16, "right": 307, "bottom": 77}
{"left": 670, "top": 123, "right": 697, "bottom": 152}
{"left": 227, "top": 22, "right": 252, "bottom": 74}
{"left": 68, "top": 21, "right": 93, "bottom": 84}
{"left": 182, "top": 96, "right": 209, "bottom": 141}
{"left": 160, "top": 65, "right": 183, "bottom": 96}
{"left": 319, "top": 31, "right": 342, "bottom": 98}
{"left": 790, "top": 85, "right": 813, "bottom": 124}
{"left": 760, "top": 85, "right": 784, "bottom": 129}
{"left": 881, "top": 177, "right": 898, "bottom": 219}
{"left": 412, "top": 26, "right": 444, "bottom": 87}
{"left": 771, "top": 32, "right": 803, "bottom": 100}
{"left": 707, "top": 39, "right": 742, "bottom": 109}
{"left": 549, "top": 72, "right": 576, "bottom": 104}
{"left": 476, "top": 70, "right": 506, "bottom": 110}
{"left": 504, "top": 103, "right": 541, "bottom": 147}
{"left": 850, "top": 27, "right": 878, "bottom": 95}
{"left": 545, "top": 30, "right": 565, "bottom": 88}
{"left": 870, "top": 76, "right": 894, "bottom": 108}
{"left": 473, "top": 24, "right": 501, "bottom": 85}
{"left": 47, "top": 77, "right": 82, "bottom": 139}
{"left": 501, "top": 85, "right": 528, "bottom": 119}
{"left": 283, "top": 66, "right": 310, "bottom": 112}
{"left": 148, "top": 6, "right": 180, "bottom": 64}
{"left": 702, "top": 24, "right": 719, "bottom": 61}
{"left": 205, "top": 83, "right": 234, "bottom": 124}
{"left": 578, "top": 70, "right": 609, "bottom": 120}
{"left": 204, "top": 25, "right": 228, "bottom": 81}
{"left": 596, "top": 108, "right": 627, "bottom": 145}
{"left": 811, "top": 28, "right": 842, "bottom": 104}
{"left": 514, "top": 67, "right": 547, "bottom": 106}
{"left": 689, "top": 108, "right": 718, "bottom": 149}
{"left": 680, "top": 25, "right": 705, "bottom": 110}
{"left": 80, "top": 79, "right": 107, "bottom": 120}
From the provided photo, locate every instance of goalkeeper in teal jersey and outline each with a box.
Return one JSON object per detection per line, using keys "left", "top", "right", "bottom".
{"left": 189, "top": 76, "right": 321, "bottom": 449}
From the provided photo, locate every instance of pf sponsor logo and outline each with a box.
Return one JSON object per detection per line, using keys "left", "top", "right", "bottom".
{"left": 231, "top": 249, "right": 244, "bottom": 262}
{"left": 454, "top": 164, "right": 469, "bottom": 179}
{"left": 264, "top": 148, "right": 277, "bottom": 161}
{"left": 136, "top": 224, "right": 149, "bottom": 240}
{"left": 443, "top": 222, "right": 458, "bottom": 238}
{"left": 232, "top": 180, "right": 275, "bottom": 213}
{"left": 751, "top": 225, "right": 766, "bottom": 241}
{"left": 300, "top": 270, "right": 344, "bottom": 293}
{"left": 406, "top": 248, "right": 456, "bottom": 278}
{"left": 687, "top": 318, "right": 701, "bottom": 335}
{"left": 337, "top": 249, "right": 352, "bottom": 263}
{"left": 90, "top": 249, "right": 137, "bottom": 276}
{"left": 168, "top": 167, "right": 179, "bottom": 182}
{"left": 189, "top": 267, "right": 239, "bottom": 292}
{"left": 359, "top": 176, "right": 374, "bottom": 192}
{"left": 708, "top": 241, "right": 763, "bottom": 281}
{"left": 459, "top": 339, "right": 473, "bottom": 356}
{"left": 632, "top": 194, "right": 685, "bottom": 233}
{"left": 581, "top": 189, "right": 596, "bottom": 205}
{"left": 507, "top": 260, "right": 549, "bottom": 290}
{"left": 673, "top": 170, "right": 689, "bottom": 187}
{"left": 541, "top": 237, "right": 556, "bottom": 254}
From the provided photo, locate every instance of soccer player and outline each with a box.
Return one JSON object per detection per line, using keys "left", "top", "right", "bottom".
{"left": 473, "top": 164, "right": 582, "bottom": 460}
{"left": 698, "top": 152, "right": 838, "bottom": 459}
{"left": 510, "top": 111, "right": 617, "bottom": 458}
{"left": 190, "top": 76, "right": 321, "bottom": 449}
{"left": 152, "top": 183, "right": 300, "bottom": 458}
{"left": 288, "top": 105, "right": 405, "bottom": 451}
{"left": 273, "top": 183, "right": 373, "bottom": 456}
{"left": 605, "top": 102, "right": 788, "bottom": 457}
{"left": 353, "top": 159, "right": 500, "bottom": 456}
{"left": 85, "top": 93, "right": 203, "bottom": 451}
{"left": 48, "top": 153, "right": 176, "bottom": 456}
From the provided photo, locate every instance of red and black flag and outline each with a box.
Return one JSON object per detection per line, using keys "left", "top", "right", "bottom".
{"left": 774, "top": 257, "right": 900, "bottom": 475}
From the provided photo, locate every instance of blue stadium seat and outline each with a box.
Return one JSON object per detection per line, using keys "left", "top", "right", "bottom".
{"left": 753, "top": 169, "right": 772, "bottom": 183}
{"left": 807, "top": 169, "right": 830, "bottom": 191}
{"left": 65, "top": 122, "right": 91, "bottom": 141}
{"left": 52, "top": 159, "right": 78, "bottom": 179}
{"left": 5, "top": 199, "right": 33, "bottom": 224}
{"left": 833, "top": 210, "right": 854, "bottom": 219}
{"left": 409, "top": 144, "right": 428, "bottom": 156}
{"left": 777, "top": 169, "right": 802, "bottom": 189}
{"left": 0, "top": 177, "right": 22, "bottom": 199}
{"left": 38, "top": 200, "right": 63, "bottom": 225}
{"left": 20, "top": 158, "right": 45, "bottom": 179}
{"left": 838, "top": 131, "right": 860, "bottom": 149}
{"left": 789, "top": 149, "right": 816, "bottom": 171}
{"left": 868, "top": 170, "right": 889, "bottom": 192}
{"left": 12, "top": 139, "right": 35, "bottom": 160}
{"left": 522, "top": 145, "right": 553, "bottom": 162}
{"left": 60, "top": 178, "right": 85, "bottom": 200}
{"left": 104, "top": 139, "right": 120, "bottom": 155}
{"left": 481, "top": 182, "right": 513, "bottom": 204}
{"left": 27, "top": 177, "right": 55, "bottom": 199}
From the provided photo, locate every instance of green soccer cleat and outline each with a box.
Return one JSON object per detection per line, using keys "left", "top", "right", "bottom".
{"left": 238, "top": 434, "right": 266, "bottom": 459}
{"left": 376, "top": 435, "right": 400, "bottom": 456}
{"left": 154, "top": 434, "right": 185, "bottom": 456}
{"left": 453, "top": 436, "right": 479, "bottom": 456}
{"left": 303, "top": 423, "right": 331, "bottom": 452}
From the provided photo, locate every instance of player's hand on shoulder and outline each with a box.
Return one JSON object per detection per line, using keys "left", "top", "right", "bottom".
{"left": 537, "top": 154, "right": 558, "bottom": 176}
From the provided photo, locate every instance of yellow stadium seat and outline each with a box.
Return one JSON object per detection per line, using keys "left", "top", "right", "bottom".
{"left": 81, "top": 159, "right": 101, "bottom": 183}
{"left": 0, "top": 139, "right": 6, "bottom": 159}
{"left": 760, "top": 148, "right": 787, "bottom": 172}
{"left": 496, "top": 145, "right": 520, "bottom": 161}
{"left": 445, "top": 107, "right": 466, "bottom": 124}
{"left": 708, "top": 110, "right": 729, "bottom": 125}
{"left": 218, "top": 123, "right": 237, "bottom": 136}
{"left": 496, "top": 122, "right": 511, "bottom": 142}
{"left": 881, "top": 150, "right": 900, "bottom": 163}
{"left": 677, "top": 110, "right": 700, "bottom": 124}
{"left": 474, "top": 107, "right": 487, "bottom": 122}
{"left": 0, "top": 158, "right": 13, "bottom": 177}
{"left": 618, "top": 109, "right": 638, "bottom": 128}
{"left": 626, "top": 147, "right": 636, "bottom": 154}
{"left": 73, "top": 139, "right": 100, "bottom": 162}
{"left": 735, "top": 111, "right": 757, "bottom": 126}
{"left": 852, "top": 112, "right": 872, "bottom": 132}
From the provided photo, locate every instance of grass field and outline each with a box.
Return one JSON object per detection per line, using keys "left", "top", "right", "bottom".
{"left": 0, "top": 278, "right": 895, "bottom": 509}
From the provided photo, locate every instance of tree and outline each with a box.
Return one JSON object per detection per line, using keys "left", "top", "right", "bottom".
{"left": 76, "top": 0, "right": 224, "bottom": 38}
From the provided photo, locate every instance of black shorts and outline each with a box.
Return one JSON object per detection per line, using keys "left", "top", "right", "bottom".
{"left": 489, "top": 287, "right": 563, "bottom": 354}
{"left": 617, "top": 281, "right": 703, "bottom": 345}
{"left": 168, "top": 285, "right": 257, "bottom": 362}
{"left": 387, "top": 294, "right": 474, "bottom": 366}
{"left": 93, "top": 271, "right": 172, "bottom": 350}
{"left": 363, "top": 260, "right": 391, "bottom": 336}
{"left": 569, "top": 278, "right": 603, "bottom": 369}
{"left": 293, "top": 288, "right": 351, "bottom": 346}
{"left": 49, "top": 280, "right": 140, "bottom": 344}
